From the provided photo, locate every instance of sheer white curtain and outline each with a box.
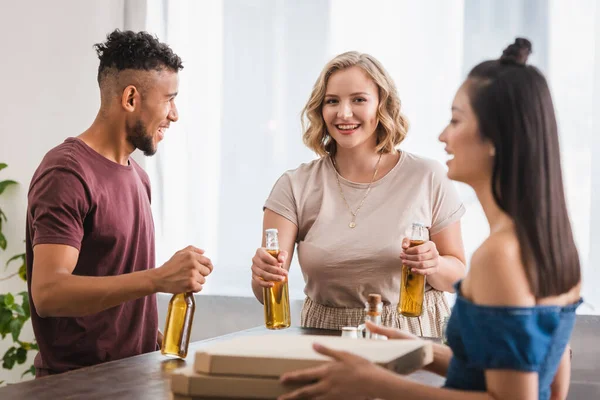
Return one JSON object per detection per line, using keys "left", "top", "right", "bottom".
{"left": 143, "top": 0, "right": 330, "bottom": 298}
{"left": 128, "top": 0, "right": 225, "bottom": 276}
{"left": 588, "top": 0, "right": 600, "bottom": 313}
{"left": 137, "top": 0, "right": 599, "bottom": 312}
{"left": 549, "top": 0, "right": 597, "bottom": 313}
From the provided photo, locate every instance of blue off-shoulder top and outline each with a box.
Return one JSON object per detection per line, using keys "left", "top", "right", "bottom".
{"left": 444, "top": 280, "right": 582, "bottom": 400}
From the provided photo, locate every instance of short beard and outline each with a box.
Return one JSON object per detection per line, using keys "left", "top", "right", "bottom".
{"left": 126, "top": 120, "right": 156, "bottom": 156}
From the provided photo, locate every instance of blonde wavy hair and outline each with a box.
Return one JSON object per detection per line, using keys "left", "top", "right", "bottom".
{"left": 302, "top": 51, "right": 410, "bottom": 157}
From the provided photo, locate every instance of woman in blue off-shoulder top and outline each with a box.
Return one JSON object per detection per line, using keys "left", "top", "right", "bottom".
{"left": 278, "top": 38, "right": 582, "bottom": 400}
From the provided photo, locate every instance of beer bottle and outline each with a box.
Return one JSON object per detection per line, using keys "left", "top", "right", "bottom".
{"left": 398, "top": 222, "right": 428, "bottom": 317}
{"left": 162, "top": 292, "right": 195, "bottom": 358}
{"left": 263, "top": 228, "right": 291, "bottom": 329}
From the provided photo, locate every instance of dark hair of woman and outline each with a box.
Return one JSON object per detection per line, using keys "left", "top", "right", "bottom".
{"left": 465, "top": 37, "right": 580, "bottom": 298}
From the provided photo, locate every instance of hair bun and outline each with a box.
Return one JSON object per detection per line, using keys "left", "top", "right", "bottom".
{"left": 500, "top": 38, "right": 532, "bottom": 65}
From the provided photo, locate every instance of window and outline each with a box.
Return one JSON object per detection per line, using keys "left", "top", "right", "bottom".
{"left": 141, "top": 0, "right": 598, "bottom": 312}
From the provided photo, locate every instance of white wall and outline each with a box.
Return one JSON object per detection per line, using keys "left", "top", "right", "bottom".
{"left": 0, "top": 0, "right": 125, "bottom": 385}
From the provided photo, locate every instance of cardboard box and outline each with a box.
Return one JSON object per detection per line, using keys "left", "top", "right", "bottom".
{"left": 171, "top": 367, "right": 298, "bottom": 399}
{"left": 169, "top": 393, "right": 271, "bottom": 400}
{"left": 171, "top": 394, "right": 270, "bottom": 400}
{"left": 171, "top": 394, "right": 268, "bottom": 400}
{"left": 171, "top": 395, "right": 268, "bottom": 400}
{"left": 194, "top": 334, "right": 432, "bottom": 378}
{"left": 171, "top": 395, "right": 240, "bottom": 400}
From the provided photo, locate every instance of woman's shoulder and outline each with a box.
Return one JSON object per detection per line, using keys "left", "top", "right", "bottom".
{"left": 279, "top": 156, "right": 329, "bottom": 182}
{"left": 472, "top": 228, "right": 521, "bottom": 266}
{"left": 464, "top": 227, "right": 582, "bottom": 308}
{"left": 400, "top": 150, "right": 446, "bottom": 171}
{"left": 464, "top": 227, "right": 535, "bottom": 307}
{"left": 397, "top": 151, "right": 451, "bottom": 184}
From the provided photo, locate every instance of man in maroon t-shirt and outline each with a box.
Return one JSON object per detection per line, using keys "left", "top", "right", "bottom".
{"left": 26, "top": 30, "right": 214, "bottom": 376}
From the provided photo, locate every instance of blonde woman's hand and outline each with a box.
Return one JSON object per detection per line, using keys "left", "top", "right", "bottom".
{"left": 251, "top": 248, "right": 288, "bottom": 288}
{"left": 400, "top": 237, "right": 440, "bottom": 276}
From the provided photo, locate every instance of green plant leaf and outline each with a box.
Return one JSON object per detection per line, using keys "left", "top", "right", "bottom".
{"left": 2, "top": 347, "right": 17, "bottom": 370}
{"left": 4, "top": 293, "right": 14, "bottom": 307}
{"left": 2, "top": 358, "right": 15, "bottom": 370}
{"left": 5, "top": 253, "right": 25, "bottom": 268}
{"left": 18, "top": 293, "right": 30, "bottom": 318}
{"left": 9, "top": 318, "right": 23, "bottom": 342}
{"left": 0, "top": 208, "right": 6, "bottom": 222}
{"left": 19, "top": 341, "right": 35, "bottom": 351}
{"left": 18, "top": 263, "right": 27, "bottom": 281}
{"left": 0, "top": 231, "right": 6, "bottom": 251}
{"left": 11, "top": 304, "right": 25, "bottom": 317}
{"left": 0, "top": 180, "right": 18, "bottom": 196}
{"left": 0, "top": 308, "right": 11, "bottom": 334}
{"left": 23, "top": 300, "right": 30, "bottom": 319}
{"left": 21, "top": 365, "right": 35, "bottom": 378}
{"left": 15, "top": 348, "right": 27, "bottom": 364}
{"left": 0, "top": 163, "right": 7, "bottom": 171}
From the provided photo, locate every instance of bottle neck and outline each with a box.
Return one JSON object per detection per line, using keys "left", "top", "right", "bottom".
{"left": 410, "top": 225, "right": 428, "bottom": 242}
{"left": 266, "top": 233, "right": 279, "bottom": 250}
{"left": 365, "top": 302, "right": 383, "bottom": 315}
{"left": 365, "top": 314, "right": 381, "bottom": 325}
{"left": 173, "top": 292, "right": 195, "bottom": 300}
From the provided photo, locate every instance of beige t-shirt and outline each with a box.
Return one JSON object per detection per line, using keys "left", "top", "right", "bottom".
{"left": 264, "top": 151, "right": 465, "bottom": 308}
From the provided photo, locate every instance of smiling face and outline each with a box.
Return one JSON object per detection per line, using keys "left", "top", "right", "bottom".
{"left": 125, "top": 69, "right": 179, "bottom": 156}
{"left": 321, "top": 66, "right": 380, "bottom": 153}
{"left": 438, "top": 81, "right": 495, "bottom": 186}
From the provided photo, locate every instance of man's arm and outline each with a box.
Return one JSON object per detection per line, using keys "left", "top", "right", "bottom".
{"left": 31, "top": 244, "right": 212, "bottom": 318}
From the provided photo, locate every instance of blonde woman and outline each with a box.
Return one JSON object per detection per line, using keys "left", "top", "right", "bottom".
{"left": 250, "top": 51, "right": 466, "bottom": 337}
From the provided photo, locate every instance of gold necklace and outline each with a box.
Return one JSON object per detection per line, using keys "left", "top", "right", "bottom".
{"left": 331, "top": 153, "right": 383, "bottom": 228}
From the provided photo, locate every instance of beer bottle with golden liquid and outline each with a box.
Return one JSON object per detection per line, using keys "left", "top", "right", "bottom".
{"left": 398, "top": 222, "right": 428, "bottom": 317}
{"left": 161, "top": 292, "right": 195, "bottom": 358}
{"left": 263, "top": 228, "right": 291, "bottom": 329}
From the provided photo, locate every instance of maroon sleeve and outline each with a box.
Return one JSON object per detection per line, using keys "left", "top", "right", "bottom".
{"left": 28, "top": 168, "right": 90, "bottom": 251}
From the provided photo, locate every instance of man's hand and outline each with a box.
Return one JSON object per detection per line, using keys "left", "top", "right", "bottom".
{"left": 153, "top": 246, "right": 214, "bottom": 293}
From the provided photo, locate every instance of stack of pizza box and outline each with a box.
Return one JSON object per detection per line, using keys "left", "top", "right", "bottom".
{"left": 170, "top": 334, "right": 433, "bottom": 400}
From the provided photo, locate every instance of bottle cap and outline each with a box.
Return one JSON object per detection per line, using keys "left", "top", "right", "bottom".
{"left": 366, "top": 294, "right": 383, "bottom": 314}
{"left": 265, "top": 228, "right": 278, "bottom": 235}
{"left": 368, "top": 293, "right": 382, "bottom": 305}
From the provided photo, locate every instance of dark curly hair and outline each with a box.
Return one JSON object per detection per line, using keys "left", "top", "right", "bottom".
{"left": 93, "top": 29, "right": 183, "bottom": 84}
